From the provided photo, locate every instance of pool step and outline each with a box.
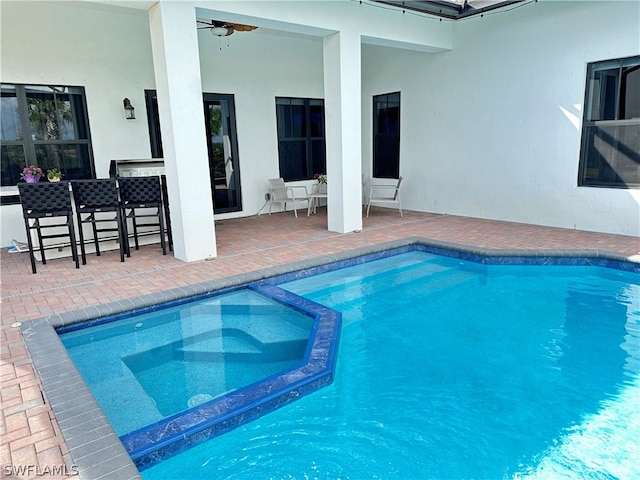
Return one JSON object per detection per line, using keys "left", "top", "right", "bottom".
{"left": 307, "top": 259, "right": 480, "bottom": 309}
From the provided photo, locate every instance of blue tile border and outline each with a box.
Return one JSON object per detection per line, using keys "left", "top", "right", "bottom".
{"left": 18, "top": 237, "right": 640, "bottom": 479}
{"left": 118, "top": 284, "right": 341, "bottom": 470}
{"left": 264, "top": 240, "right": 640, "bottom": 286}
{"left": 54, "top": 284, "right": 250, "bottom": 335}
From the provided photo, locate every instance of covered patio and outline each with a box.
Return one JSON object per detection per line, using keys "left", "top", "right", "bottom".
{"left": 2, "top": 0, "right": 638, "bottom": 262}
{"left": 1, "top": 208, "right": 639, "bottom": 478}
{"left": 1, "top": 0, "right": 639, "bottom": 476}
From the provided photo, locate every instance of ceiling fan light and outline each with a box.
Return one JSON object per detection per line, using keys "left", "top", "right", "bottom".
{"left": 210, "top": 26, "right": 229, "bottom": 37}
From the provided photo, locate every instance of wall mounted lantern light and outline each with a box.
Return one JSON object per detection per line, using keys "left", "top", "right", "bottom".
{"left": 123, "top": 98, "right": 135, "bottom": 119}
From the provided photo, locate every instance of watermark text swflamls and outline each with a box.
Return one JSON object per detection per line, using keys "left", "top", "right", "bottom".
{"left": 2, "top": 464, "right": 79, "bottom": 477}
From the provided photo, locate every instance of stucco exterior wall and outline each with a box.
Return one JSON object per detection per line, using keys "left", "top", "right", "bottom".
{"left": 362, "top": 0, "right": 640, "bottom": 236}
{"left": 1, "top": 0, "right": 638, "bottom": 248}
{"left": 198, "top": 28, "right": 325, "bottom": 219}
{"left": 0, "top": 1, "right": 327, "bottom": 245}
{"left": 1, "top": 1, "right": 157, "bottom": 246}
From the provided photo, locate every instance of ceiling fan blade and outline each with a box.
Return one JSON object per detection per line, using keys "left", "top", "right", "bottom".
{"left": 196, "top": 18, "right": 257, "bottom": 33}
{"left": 228, "top": 23, "right": 258, "bottom": 32}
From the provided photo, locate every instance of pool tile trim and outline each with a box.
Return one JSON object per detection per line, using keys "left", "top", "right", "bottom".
{"left": 119, "top": 283, "right": 341, "bottom": 470}
{"left": 18, "top": 237, "right": 640, "bottom": 478}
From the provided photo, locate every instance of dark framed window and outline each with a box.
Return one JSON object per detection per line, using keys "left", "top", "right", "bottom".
{"left": 373, "top": 92, "right": 400, "bottom": 178}
{"left": 578, "top": 56, "right": 640, "bottom": 188}
{"left": 1, "top": 84, "right": 94, "bottom": 202}
{"left": 275, "top": 97, "right": 326, "bottom": 181}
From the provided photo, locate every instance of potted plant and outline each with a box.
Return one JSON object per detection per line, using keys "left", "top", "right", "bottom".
{"left": 20, "top": 165, "right": 44, "bottom": 184}
{"left": 46, "top": 168, "right": 63, "bottom": 182}
{"left": 313, "top": 173, "right": 327, "bottom": 194}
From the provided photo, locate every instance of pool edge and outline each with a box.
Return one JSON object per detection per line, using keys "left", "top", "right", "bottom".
{"left": 18, "top": 237, "right": 640, "bottom": 479}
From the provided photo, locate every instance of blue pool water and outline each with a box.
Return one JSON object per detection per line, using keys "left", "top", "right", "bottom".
{"left": 142, "top": 251, "right": 639, "bottom": 479}
{"left": 60, "top": 289, "right": 315, "bottom": 436}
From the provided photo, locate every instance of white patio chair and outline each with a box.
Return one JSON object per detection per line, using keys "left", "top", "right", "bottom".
{"left": 268, "top": 178, "right": 309, "bottom": 218}
{"left": 366, "top": 176, "right": 403, "bottom": 217}
{"left": 307, "top": 178, "right": 328, "bottom": 216}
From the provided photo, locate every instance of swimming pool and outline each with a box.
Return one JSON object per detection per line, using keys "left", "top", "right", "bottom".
{"left": 142, "top": 250, "right": 639, "bottom": 479}
{"left": 19, "top": 240, "right": 640, "bottom": 479}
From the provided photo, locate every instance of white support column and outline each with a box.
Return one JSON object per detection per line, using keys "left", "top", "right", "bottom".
{"left": 323, "top": 31, "right": 363, "bottom": 234}
{"left": 148, "top": 2, "right": 216, "bottom": 261}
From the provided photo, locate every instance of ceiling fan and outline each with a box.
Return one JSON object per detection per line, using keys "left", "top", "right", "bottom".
{"left": 197, "top": 19, "right": 258, "bottom": 37}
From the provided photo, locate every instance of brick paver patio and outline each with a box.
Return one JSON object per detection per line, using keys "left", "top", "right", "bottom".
{"left": 1, "top": 207, "right": 638, "bottom": 479}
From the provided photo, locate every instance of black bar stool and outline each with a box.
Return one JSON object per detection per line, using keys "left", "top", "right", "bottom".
{"left": 71, "top": 179, "right": 128, "bottom": 264}
{"left": 160, "top": 175, "right": 173, "bottom": 252}
{"left": 18, "top": 181, "right": 80, "bottom": 274}
{"left": 118, "top": 176, "right": 167, "bottom": 255}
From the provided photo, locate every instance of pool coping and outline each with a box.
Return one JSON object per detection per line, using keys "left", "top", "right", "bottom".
{"left": 18, "top": 237, "right": 640, "bottom": 479}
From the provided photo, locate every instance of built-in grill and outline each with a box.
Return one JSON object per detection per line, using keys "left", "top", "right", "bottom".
{"left": 110, "top": 159, "right": 172, "bottom": 252}
{"left": 109, "top": 158, "right": 166, "bottom": 178}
